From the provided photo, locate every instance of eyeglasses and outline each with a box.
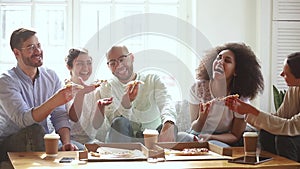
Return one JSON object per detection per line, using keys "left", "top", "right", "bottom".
{"left": 20, "top": 44, "right": 42, "bottom": 53}
{"left": 107, "top": 53, "right": 131, "bottom": 67}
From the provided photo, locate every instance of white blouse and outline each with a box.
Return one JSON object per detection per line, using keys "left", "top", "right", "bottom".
{"left": 189, "top": 79, "right": 246, "bottom": 133}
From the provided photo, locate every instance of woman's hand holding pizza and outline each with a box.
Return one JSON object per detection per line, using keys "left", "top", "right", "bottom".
{"left": 225, "top": 95, "right": 260, "bottom": 116}
{"left": 199, "top": 101, "right": 211, "bottom": 116}
{"left": 64, "top": 78, "right": 107, "bottom": 98}
{"left": 199, "top": 94, "right": 240, "bottom": 117}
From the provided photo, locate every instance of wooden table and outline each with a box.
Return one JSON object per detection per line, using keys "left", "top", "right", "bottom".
{"left": 8, "top": 147, "right": 300, "bottom": 169}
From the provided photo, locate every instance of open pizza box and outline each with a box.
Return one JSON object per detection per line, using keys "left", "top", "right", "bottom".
{"left": 155, "top": 141, "right": 233, "bottom": 161}
{"left": 79, "top": 142, "right": 158, "bottom": 161}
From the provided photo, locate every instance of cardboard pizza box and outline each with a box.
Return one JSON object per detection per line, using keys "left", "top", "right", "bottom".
{"left": 155, "top": 142, "right": 232, "bottom": 161}
{"left": 81, "top": 142, "right": 150, "bottom": 161}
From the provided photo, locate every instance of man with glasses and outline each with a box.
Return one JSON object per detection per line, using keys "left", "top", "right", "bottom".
{"left": 97, "top": 45, "right": 178, "bottom": 143}
{"left": 0, "top": 28, "right": 79, "bottom": 167}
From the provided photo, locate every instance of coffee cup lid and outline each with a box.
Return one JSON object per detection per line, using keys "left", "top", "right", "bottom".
{"left": 44, "top": 133, "right": 60, "bottom": 139}
{"left": 143, "top": 129, "right": 159, "bottom": 135}
{"left": 243, "top": 132, "right": 258, "bottom": 137}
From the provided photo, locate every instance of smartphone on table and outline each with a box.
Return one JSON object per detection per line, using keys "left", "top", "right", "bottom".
{"left": 59, "top": 157, "right": 75, "bottom": 163}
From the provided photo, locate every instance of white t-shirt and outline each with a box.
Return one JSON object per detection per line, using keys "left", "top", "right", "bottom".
{"left": 98, "top": 72, "right": 177, "bottom": 133}
{"left": 189, "top": 79, "right": 246, "bottom": 133}
{"left": 66, "top": 91, "right": 109, "bottom": 144}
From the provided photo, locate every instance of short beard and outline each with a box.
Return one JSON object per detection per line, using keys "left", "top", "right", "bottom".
{"left": 22, "top": 55, "right": 43, "bottom": 67}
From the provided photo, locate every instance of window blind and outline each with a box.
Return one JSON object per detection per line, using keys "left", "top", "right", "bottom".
{"left": 273, "top": 0, "right": 300, "bottom": 21}
{"left": 272, "top": 0, "right": 300, "bottom": 91}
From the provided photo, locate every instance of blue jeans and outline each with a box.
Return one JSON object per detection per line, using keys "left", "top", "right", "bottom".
{"left": 107, "top": 116, "right": 178, "bottom": 143}
{"left": 107, "top": 116, "right": 136, "bottom": 143}
{"left": 259, "top": 130, "right": 300, "bottom": 162}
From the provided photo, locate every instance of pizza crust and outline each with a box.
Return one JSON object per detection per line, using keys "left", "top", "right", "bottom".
{"left": 90, "top": 151, "right": 101, "bottom": 157}
{"left": 94, "top": 79, "right": 107, "bottom": 87}
{"left": 64, "top": 81, "right": 84, "bottom": 89}
{"left": 203, "top": 94, "right": 239, "bottom": 106}
{"left": 126, "top": 80, "right": 144, "bottom": 86}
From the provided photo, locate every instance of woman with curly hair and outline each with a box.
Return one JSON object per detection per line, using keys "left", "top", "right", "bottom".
{"left": 188, "top": 42, "right": 264, "bottom": 146}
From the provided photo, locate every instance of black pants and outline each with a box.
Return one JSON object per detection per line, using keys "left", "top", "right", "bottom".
{"left": 259, "top": 129, "right": 300, "bottom": 162}
{"left": 0, "top": 124, "right": 45, "bottom": 162}
{"left": 107, "top": 116, "right": 178, "bottom": 143}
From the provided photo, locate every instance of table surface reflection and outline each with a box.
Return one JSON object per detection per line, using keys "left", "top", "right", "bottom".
{"left": 8, "top": 147, "right": 300, "bottom": 169}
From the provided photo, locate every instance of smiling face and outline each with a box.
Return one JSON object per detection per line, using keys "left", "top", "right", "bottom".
{"left": 15, "top": 35, "right": 43, "bottom": 68}
{"left": 106, "top": 46, "right": 134, "bottom": 83}
{"left": 69, "top": 53, "right": 92, "bottom": 83}
{"left": 212, "top": 49, "right": 236, "bottom": 82}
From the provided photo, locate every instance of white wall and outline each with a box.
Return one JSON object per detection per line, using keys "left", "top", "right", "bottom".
{"left": 258, "top": 0, "right": 272, "bottom": 112}
{"left": 195, "top": 0, "right": 257, "bottom": 48}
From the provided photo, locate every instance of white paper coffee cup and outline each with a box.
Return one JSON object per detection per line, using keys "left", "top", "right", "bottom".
{"left": 243, "top": 132, "right": 258, "bottom": 156}
{"left": 44, "top": 133, "right": 60, "bottom": 157}
{"left": 143, "top": 129, "right": 159, "bottom": 149}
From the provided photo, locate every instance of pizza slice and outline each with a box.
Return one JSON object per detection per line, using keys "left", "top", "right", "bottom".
{"left": 90, "top": 151, "right": 101, "bottom": 157}
{"left": 203, "top": 94, "right": 239, "bottom": 106}
{"left": 222, "top": 94, "right": 239, "bottom": 100}
{"left": 126, "top": 80, "right": 145, "bottom": 93}
{"left": 64, "top": 80, "right": 84, "bottom": 89}
{"left": 164, "top": 147, "right": 209, "bottom": 156}
{"left": 126, "top": 80, "right": 145, "bottom": 86}
{"left": 93, "top": 79, "right": 108, "bottom": 88}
